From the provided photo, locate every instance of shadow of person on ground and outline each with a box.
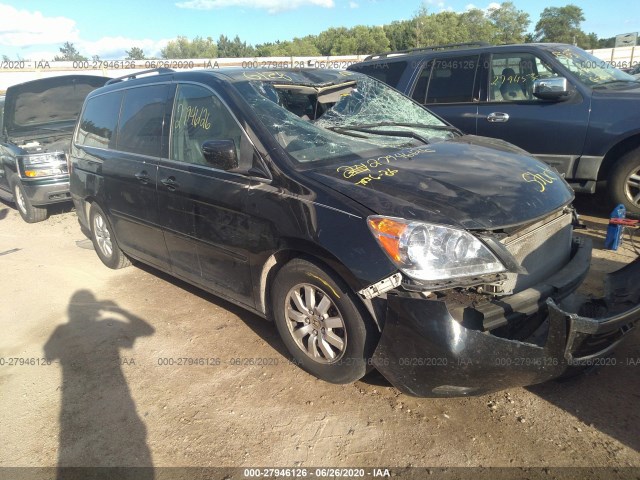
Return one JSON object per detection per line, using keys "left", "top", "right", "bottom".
{"left": 44, "top": 290, "right": 155, "bottom": 479}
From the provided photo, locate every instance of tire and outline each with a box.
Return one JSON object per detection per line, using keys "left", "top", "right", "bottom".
{"left": 271, "top": 258, "right": 378, "bottom": 384}
{"left": 89, "top": 203, "right": 130, "bottom": 269}
{"left": 609, "top": 149, "right": 640, "bottom": 215}
{"left": 12, "top": 181, "right": 47, "bottom": 223}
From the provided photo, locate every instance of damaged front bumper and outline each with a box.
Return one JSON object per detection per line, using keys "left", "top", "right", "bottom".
{"left": 371, "top": 238, "right": 640, "bottom": 397}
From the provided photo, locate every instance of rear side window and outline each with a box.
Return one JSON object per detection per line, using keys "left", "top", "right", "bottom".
{"left": 76, "top": 91, "right": 123, "bottom": 149}
{"left": 424, "top": 55, "right": 479, "bottom": 104}
{"left": 117, "top": 85, "right": 170, "bottom": 157}
{"left": 348, "top": 61, "right": 407, "bottom": 88}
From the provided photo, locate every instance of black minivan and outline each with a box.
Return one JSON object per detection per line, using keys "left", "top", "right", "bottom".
{"left": 69, "top": 68, "right": 640, "bottom": 397}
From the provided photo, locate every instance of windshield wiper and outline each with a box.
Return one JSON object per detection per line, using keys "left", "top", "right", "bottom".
{"left": 325, "top": 122, "right": 460, "bottom": 145}
{"left": 341, "top": 122, "right": 460, "bottom": 133}
{"left": 326, "top": 125, "right": 431, "bottom": 145}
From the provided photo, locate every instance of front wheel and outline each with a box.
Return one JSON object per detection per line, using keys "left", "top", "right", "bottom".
{"left": 13, "top": 181, "right": 47, "bottom": 223}
{"left": 609, "top": 150, "right": 640, "bottom": 215}
{"left": 271, "top": 258, "right": 378, "bottom": 384}
{"left": 89, "top": 203, "right": 130, "bottom": 269}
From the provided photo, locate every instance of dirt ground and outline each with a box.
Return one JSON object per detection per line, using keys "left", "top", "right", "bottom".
{"left": 0, "top": 193, "right": 638, "bottom": 479}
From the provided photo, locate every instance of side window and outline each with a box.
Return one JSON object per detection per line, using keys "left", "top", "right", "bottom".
{"left": 488, "top": 53, "right": 560, "bottom": 102}
{"left": 170, "top": 84, "right": 243, "bottom": 167}
{"left": 425, "top": 55, "right": 479, "bottom": 104}
{"left": 411, "top": 60, "right": 432, "bottom": 104}
{"left": 117, "top": 85, "right": 170, "bottom": 157}
{"left": 75, "top": 91, "right": 123, "bottom": 149}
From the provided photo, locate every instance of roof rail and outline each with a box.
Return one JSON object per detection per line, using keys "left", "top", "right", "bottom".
{"left": 105, "top": 68, "right": 175, "bottom": 85}
{"left": 364, "top": 42, "right": 491, "bottom": 61}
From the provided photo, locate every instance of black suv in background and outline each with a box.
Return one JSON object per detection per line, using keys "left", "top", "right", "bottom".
{"left": 348, "top": 42, "right": 640, "bottom": 214}
{"left": 0, "top": 75, "right": 108, "bottom": 222}
{"left": 69, "top": 68, "right": 640, "bottom": 397}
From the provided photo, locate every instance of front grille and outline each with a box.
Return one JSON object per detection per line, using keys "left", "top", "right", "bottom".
{"left": 494, "top": 211, "right": 573, "bottom": 294}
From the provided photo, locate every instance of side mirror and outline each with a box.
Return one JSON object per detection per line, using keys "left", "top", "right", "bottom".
{"left": 201, "top": 139, "right": 238, "bottom": 171}
{"left": 532, "top": 77, "right": 572, "bottom": 101}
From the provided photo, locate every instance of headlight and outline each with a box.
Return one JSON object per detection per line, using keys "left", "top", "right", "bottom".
{"left": 368, "top": 216, "right": 505, "bottom": 282}
{"left": 18, "top": 153, "right": 67, "bottom": 178}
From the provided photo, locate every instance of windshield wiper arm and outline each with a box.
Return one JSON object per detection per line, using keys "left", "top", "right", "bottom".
{"left": 327, "top": 125, "right": 431, "bottom": 145}
{"left": 343, "top": 121, "right": 461, "bottom": 133}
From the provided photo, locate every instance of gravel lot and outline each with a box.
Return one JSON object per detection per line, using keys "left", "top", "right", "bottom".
{"left": 0, "top": 194, "right": 638, "bottom": 479}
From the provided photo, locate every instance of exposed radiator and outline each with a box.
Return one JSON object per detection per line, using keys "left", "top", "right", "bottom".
{"left": 493, "top": 211, "right": 573, "bottom": 294}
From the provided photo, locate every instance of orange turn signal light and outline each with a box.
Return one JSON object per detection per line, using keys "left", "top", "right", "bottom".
{"left": 368, "top": 217, "right": 407, "bottom": 262}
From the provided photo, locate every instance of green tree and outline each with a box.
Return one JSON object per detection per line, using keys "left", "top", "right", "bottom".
{"left": 597, "top": 36, "right": 615, "bottom": 48}
{"left": 217, "top": 35, "right": 254, "bottom": 57}
{"left": 53, "top": 42, "right": 88, "bottom": 61}
{"left": 161, "top": 36, "right": 218, "bottom": 58}
{"left": 316, "top": 25, "right": 389, "bottom": 56}
{"left": 534, "top": 5, "right": 587, "bottom": 45}
{"left": 459, "top": 8, "right": 497, "bottom": 44}
{"left": 384, "top": 20, "right": 416, "bottom": 51}
{"left": 350, "top": 26, "right": 390, "bottom": 55}
{"left": 2, "top": 55, "right": 10, "bottom": 62}
{"left": 315, "top": 27, "right": 350, "bottom": 55}
{"left": 585, "top": 32, "right": 600, "bottom": 49}
{"left": 125, "top": 47, "right": 146, "bottom": 60}
{"left": 256, "top": 37, "right": 320, "bottom": 56}
{"left": 290, "top": 36, "right": 321, "bottom": 56}
{"left": 416, "top": 11, "right": 468, "bottom": 46}
{"left": 255, "top": 41, "right": 289, "bottom": 57}
{"left": 489, "top": 2, "right": 530, "bottom": 44}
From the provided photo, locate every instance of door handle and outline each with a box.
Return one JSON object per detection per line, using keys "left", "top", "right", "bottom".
{"left": 487, "top": 112, "right": 510, "bottom": 123}
{"left": 160, "top": 176, "right": 180, "bottom": 191}
{"left": 134, "top": 171, "right": 150, "bottom": 184}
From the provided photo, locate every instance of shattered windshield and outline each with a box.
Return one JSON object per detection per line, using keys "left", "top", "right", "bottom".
{"left": 235, "top": 73, "right": 456, "bottom": 164}
{"left": 549, "top": 46, "right": 640, "bottom": 88}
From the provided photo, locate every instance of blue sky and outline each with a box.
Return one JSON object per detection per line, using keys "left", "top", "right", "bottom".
{"left": 0, "top": 0, "right": 638, "bottom": 60}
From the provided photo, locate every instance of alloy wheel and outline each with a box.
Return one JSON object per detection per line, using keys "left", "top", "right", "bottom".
{"left": 624, "top": 167, "right": 640, "bottom": 207}
{"left": 14, "top": 184, "right": 27, "bottom": 214}
{"left": 93, "top": 213, "right": 113, "bottom": 259}
{"left": 284, "top": 283, "right": 347, "bottom": 363}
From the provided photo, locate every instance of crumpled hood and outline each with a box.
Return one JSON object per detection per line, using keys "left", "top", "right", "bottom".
{"left": 308, "top": 136, "right": 574, "bottom": 230}
{"left": 3, "top": 75, "right": 108, "bottom": 138}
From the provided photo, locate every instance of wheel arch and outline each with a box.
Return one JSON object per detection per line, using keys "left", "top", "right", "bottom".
{"left": 597, "top": 133, "right": 640, "bottom": 182}
{"left": 257, "top": 244, "right": 384, "bottom": 331}
{"left": 77, "top": 195, "right": 100, "bottom": 237}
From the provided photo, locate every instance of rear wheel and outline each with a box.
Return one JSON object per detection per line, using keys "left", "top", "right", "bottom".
{"left": 89, "top": 203, "right": 130, "bottom": 269}
{"left": 13, "top": 181, "right": 47, "bottom": 223}
{"left": 271, "top": 258, "right": 378, "bottom": 384}
{"left": 609, "top": 149, "right": 640, "bottom": 215}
